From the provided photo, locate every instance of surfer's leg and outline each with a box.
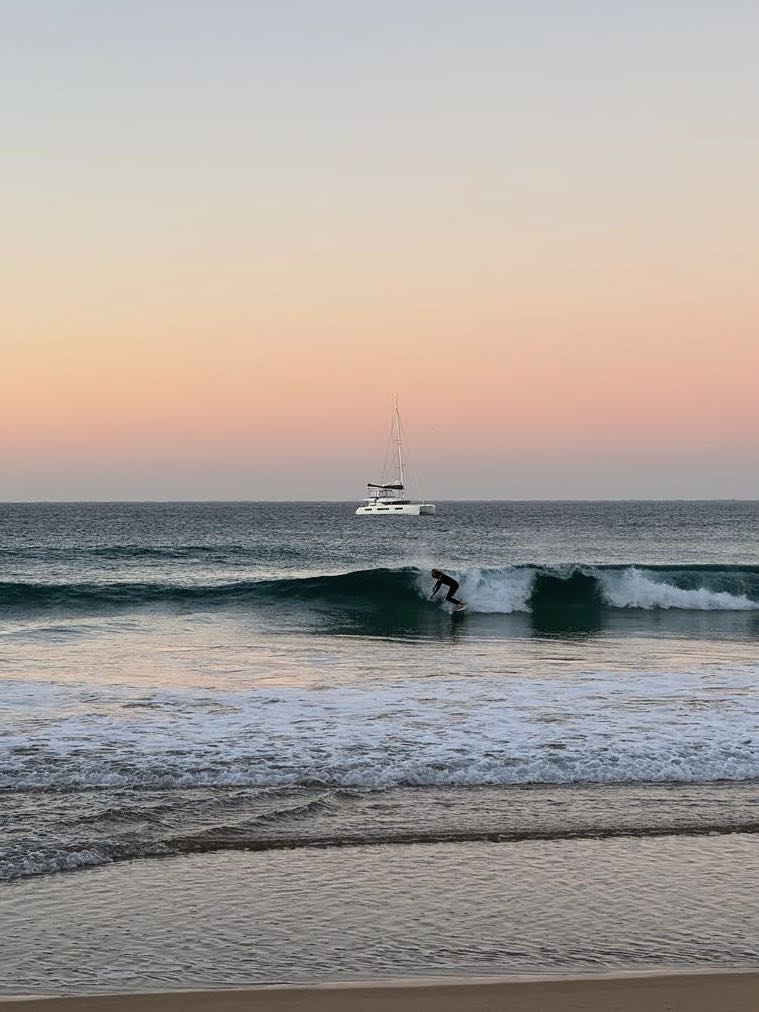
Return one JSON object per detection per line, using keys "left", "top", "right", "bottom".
{"left": 445, "top": 585, "right": 461, "bottom": 605}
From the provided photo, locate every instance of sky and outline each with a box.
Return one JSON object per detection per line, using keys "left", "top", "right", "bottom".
{"left": 1, "top": 0, "right": 758, "bottom": 500}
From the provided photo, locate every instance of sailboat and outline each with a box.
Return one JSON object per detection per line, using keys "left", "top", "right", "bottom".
{"left": 355, "top": 398, "right": 436, "bottom": 516}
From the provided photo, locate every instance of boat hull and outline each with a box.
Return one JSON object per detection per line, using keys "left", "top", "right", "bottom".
{"left": 355, "top": 502, "right": 436, "bottom": 516}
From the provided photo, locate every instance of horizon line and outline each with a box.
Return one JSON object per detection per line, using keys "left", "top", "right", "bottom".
{"left": 2, "top": 498, "right": 758, "bottom": 506}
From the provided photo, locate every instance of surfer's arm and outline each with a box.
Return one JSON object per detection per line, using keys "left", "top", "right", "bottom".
{"left": 431, "top": 579, "right": 443, "bottom": 596}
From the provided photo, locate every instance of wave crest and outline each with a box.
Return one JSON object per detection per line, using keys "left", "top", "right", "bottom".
{"left": 454, "top": 565, "right": 759, "bottom": 614}
{"left": 599, "top": 568, "right": 758, "bottom": 611}
{"left": 1, "top": 564, "right": 758, "bottom": 618}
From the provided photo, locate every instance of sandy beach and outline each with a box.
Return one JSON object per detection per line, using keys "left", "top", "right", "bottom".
{"left": 2, "top": 971, "right": 759, "bottom": 1012}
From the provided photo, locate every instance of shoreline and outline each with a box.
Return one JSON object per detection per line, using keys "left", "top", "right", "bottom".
{"left": 3, "top": 969, "right": 759, "bottom": 1011}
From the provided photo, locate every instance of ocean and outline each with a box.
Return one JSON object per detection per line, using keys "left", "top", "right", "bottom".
{"left": 2, "top": 500, "right": 759, "bottom": 991}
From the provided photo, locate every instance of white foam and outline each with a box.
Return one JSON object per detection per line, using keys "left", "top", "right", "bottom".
{"left": 0, "top": 847, "right": 110, "bottom": 881}
{"left": 599, "top": 569, "right": 759, "bottom": 611}
{"left": 4, "top": 666, "right": 759, "bottom": 792}
{"left": 416, "top": 565, "right": 759, "bottom": 614}
{"left": 418, "top": 567, "right": 534, "bottom": 614}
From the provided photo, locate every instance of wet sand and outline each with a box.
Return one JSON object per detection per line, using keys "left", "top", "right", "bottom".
{"left": 2, "top": 971, "right": 759, "bottom": 1012}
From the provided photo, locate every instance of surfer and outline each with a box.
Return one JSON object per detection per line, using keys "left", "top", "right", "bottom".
{"left": 431, "top": 569, "right": 464, "bottom": 610}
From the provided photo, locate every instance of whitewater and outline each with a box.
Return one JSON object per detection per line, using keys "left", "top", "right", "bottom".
{"left": 5, "top": 660, "right": 759, "bottom": 793}
{"left": 2, "top": 500, "right": 759, "bottom": 883}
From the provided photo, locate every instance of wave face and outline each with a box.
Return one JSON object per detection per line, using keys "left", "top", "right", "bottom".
{"left": 2, "top": 565, "right": 759, "bottom": 618}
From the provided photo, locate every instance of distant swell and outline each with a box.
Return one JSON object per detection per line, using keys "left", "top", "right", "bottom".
{"left": 2, "top": 564, "right": 759, "bottom": 617}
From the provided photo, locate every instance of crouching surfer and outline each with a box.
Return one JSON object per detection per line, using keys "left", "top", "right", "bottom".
{"left": 431, "top": 569, "right": 465, "bottom": 611}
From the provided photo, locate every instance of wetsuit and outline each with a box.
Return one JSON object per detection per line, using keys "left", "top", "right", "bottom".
{"left": 433, "top": 573, "right": 462, "bottom": 606}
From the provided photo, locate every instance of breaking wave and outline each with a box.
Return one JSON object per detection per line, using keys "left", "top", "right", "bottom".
{"left": 2, "top": 564, "right": 758, "bottom": 617}
{"left": 457, "top": 565, "right": 759, "bottom": 614}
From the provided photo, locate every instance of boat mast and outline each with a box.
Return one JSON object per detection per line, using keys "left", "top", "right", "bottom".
{"left": 394, "top": 395, "right": 405, "bottom": 489}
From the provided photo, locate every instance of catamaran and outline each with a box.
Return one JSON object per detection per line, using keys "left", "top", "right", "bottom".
{"left": 355, "top": 398, "right": 436, "bottom": 516}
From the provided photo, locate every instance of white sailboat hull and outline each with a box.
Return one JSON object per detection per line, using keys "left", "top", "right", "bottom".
{"left": 355, "top": 502, "right": 436, "bottom": 516}
{"left": 355, "top": 397, "right": 436, "bottom": 517}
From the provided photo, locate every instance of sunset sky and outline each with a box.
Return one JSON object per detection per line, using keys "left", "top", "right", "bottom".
{"left": 2, "top": 0, "right": 758, "bottom": 500}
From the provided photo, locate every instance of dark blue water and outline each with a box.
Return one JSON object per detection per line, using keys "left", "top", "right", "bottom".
{"left": 2, "top": 501, "right": 759, "bottom": 883}
{"left": 3, "top": 499, "right": 759, "bottom": 576}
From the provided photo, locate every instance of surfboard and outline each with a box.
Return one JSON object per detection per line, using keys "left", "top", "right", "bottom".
{"left": 452, "top": 603, "right": 467, "bottom": 615}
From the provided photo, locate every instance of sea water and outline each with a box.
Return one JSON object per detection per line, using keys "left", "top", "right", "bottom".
{"left": 2, "top": 501, "right": 759, "bottom": 989}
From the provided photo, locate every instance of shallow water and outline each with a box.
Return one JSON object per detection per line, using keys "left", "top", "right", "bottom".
{"left": 2, "top": 835, "right": 759, "bottom": 993}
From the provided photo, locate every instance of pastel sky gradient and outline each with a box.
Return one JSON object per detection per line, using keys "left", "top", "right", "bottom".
{"left": 2, "top": 0, "right": 757, "bottom": 499}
